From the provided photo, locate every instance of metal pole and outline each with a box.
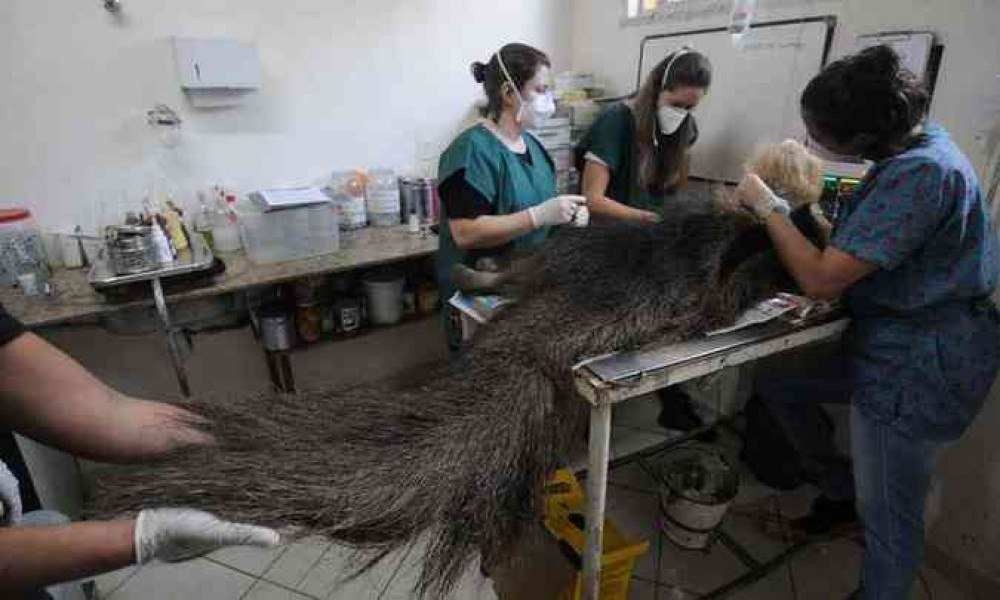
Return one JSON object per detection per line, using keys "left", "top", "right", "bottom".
{"left": 582, "top": 401, "right": 612, "bottom": 600}
{"left": 151, "top": 277, "right": 191, "bottom": 397}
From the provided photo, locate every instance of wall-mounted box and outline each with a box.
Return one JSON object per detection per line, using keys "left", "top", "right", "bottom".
{"left": 171, "top": 37, "right": 261, "bottom": 107}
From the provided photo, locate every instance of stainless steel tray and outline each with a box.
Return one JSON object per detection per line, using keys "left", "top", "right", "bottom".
{"left": 88, "top": 233, "right": 215, "bottom": 290}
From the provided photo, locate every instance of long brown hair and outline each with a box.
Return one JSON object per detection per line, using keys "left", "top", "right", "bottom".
{"left": 632, "top": 49, "right": 711, "bottom": 195}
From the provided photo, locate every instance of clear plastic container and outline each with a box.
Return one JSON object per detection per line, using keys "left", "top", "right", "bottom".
{"left": 0, "top": 209, "right": 49, "bottom": 289}
{"left": 365, "top": 169, "right": 401, "bottom": 227}
{"left": 327, "top": 171, "right": 368, "bottom": 230}
{"left": 237, "top": 201, "right": 339, "bottom": 264}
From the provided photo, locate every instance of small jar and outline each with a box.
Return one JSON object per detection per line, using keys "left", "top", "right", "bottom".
{"left": 416, "top": 282, "right": 440, "bottom": 315}
{"left": 334, "top": 297, "right": 363, "bottom": 335}
{"left": 296, "top": 303, "right": 322, "bottom": 344}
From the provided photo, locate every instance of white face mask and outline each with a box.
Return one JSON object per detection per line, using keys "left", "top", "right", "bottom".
{"left": 657, "top": 104, "right": 688, "bottom": 135}
{"left": 496, "top": 50, "right": 555, "bottom": 128}
{"left": 519, "top": 91, "right": 556, "bottom": 128}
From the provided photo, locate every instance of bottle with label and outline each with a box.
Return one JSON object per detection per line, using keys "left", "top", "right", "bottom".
{"left": 194, "top": 192, "right": 215, "bottom": 250}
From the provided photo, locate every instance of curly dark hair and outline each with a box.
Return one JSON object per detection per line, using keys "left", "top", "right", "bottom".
{"left": 471, "top": 43, "right": 551, "bottom": 120}
{"left": 801, "top": 45, "right": 929, "bottom": 159}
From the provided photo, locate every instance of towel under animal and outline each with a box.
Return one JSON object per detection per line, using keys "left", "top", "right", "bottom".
{"left": 87, "top": 145, "right": 828, "bottom": 599}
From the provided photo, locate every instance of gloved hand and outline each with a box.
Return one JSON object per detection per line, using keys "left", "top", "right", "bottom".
{"left": 735, "top": 173, "right": 791, "bottom": 221}
{"left": 527, "top": 195, "right": 587, "bottom": 229}
{"left": 0, "top": 461, "right": 22, "bottom": 526}
{"left": 134, "top": 508, "right": 281, "bottom": 564}
{"left": 571, "top": 204, "right": 590, "bottom": 228}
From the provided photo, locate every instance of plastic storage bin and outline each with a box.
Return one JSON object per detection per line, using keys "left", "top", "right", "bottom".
{"left": 543, "top": 470, "right": 650, "bottom": 600}
{"left": 237, "top": 201, "right": 339, "bottom": 264}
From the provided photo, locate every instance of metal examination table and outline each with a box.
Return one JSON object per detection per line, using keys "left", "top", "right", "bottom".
{"left": 572, "top": 315, "right": 850, "bottom": 600}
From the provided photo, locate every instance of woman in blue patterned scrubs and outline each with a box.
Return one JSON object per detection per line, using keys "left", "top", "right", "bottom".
{"left": 735, "top": 46, "right": 1000, "bottom": 599}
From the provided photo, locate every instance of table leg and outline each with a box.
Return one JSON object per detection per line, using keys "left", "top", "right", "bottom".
{"left": 264, "top": 351, "right": 281, "bottom": 390}
{"left": 151, "top": 277, "right": 191, "bottom": 397}
{"left": 279, "top": 352, "right": 295, "bottom": 393}
{"left": 582, "top": 401, "right": 612, "bottom": 600}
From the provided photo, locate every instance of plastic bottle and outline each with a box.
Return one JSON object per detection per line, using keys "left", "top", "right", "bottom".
{"left": 193, "top": 192, "right": 215, "bottom": 250}
{"left": 365, "top": 169, "right": 402, "bottom": 227}
{"left": 212, "top": 192, "right": 242, "bottom": 253}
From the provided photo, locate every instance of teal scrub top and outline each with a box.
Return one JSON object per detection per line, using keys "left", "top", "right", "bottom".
{"left": 574, "top": 103, "right": 697, "bottom": 212}
{"left": 435, "top": 124, "right": 556, "bottom": 300}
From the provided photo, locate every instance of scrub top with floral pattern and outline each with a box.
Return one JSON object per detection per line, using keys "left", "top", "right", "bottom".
{"left": 832, "top": 123, "right": 1000, "bottom": 440}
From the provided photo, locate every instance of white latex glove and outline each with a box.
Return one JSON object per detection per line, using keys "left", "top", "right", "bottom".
{"left": 735, "top": 173, "right": 791, "bottom": 221}
{"left": 571, "top": 204, "right": 590, "bottom": 228}
{"left": 527, "top": 195, "right": 587, "bottom": 229}
{"left": 0, "top": 460, "right": 22, "bottom": 526}
{"left": 134, "top": 508, "right": 281, "bottom": 564}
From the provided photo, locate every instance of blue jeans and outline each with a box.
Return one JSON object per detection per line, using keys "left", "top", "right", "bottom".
{"left": 758, "top": 352, "right": 944, "bottom": 600}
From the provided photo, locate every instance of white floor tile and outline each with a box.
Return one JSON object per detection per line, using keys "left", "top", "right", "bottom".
{"left": 207, "top": 544, "right": 288, "bottom": 576}
{"left": 787, "top": 538, "right": 862, "bottom": 599}
{"left": 242, "top": 580, "right": 314, "bottom": 600}
{"left": 726, "top": 566, "right": 795, "bottom": 600}
{"left": 658, "top": 534, "right": 746, "bottom": 594}
{"left": 913, "top": 566, "right": 970, "bottom": 600}
{"left": 108, "top": 558, "right": 254, "bottom": 600}
{"left": 295, "top": 544, "right": 375, "bottom": 599}
{"left": 93, "top": 564, "right": 140, "bottom": 598}
{"left": 261, "top": 538, "right": 331, "bottom": 588}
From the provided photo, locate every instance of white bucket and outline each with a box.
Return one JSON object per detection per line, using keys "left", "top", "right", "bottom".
{"left": 363, "top": 273, "right": 405, "bottom": 325}
{"left": 655, "top": 445, "right": 739, "bottom": 550}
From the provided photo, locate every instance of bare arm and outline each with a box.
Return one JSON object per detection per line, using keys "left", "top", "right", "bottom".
{"left": 448, "top": 211, "right": 535, "bottom": 250}
{"left": 581, "top": 160, "right": 659, "bottom": 223}
{"left": 763, "top": 211, "right": 876, "bottom": 300}
{"left": 0, "top": 520, "right": 135, "bottom": 591}
{"left": 0, "top": 333, "right": 210, "bottom": 463}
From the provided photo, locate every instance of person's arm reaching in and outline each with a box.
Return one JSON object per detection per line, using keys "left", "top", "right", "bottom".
{"left": 734, "top": 173, "right": 875, "bottom": 299}
{"left": 1, "top": 509, "right": 279, "bottom": 592}
{"left": 0, "top": 332, "right": 209, "bottom": 462}
{"left": 580, "top": 159, "right": 659, "bottom": 223}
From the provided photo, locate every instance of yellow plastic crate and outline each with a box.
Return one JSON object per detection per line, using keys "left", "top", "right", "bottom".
{"left": 543, "top": 471, "right": 649, "bottom": 600}
{"left": 544, "top": 468, "right": 586, "bottom": 516}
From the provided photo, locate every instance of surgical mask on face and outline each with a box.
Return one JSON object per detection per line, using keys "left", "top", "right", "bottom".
{"left": 520, "top": 91, "right": 555, "bottom": 128}
{"left": 657, "top": 104, "right": 688, "bottom": 135}
{"left": 496, "top": 50, "right": 554, "bottom": 128}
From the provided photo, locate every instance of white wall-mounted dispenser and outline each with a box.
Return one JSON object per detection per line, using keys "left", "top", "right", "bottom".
{"left": 171, "top": 37, "right": 261, "bottom": 108}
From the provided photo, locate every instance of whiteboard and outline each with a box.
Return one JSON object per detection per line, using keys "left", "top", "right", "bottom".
{"left": 637, "top": 18, "right": 835, "bottom": 183}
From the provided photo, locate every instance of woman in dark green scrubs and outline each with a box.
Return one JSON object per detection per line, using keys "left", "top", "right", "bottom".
{"left": 436, "top": 43, "right": 586, "bottom": 348}
{"left": 575, "top": 48, "right": 712, "bottom": 223}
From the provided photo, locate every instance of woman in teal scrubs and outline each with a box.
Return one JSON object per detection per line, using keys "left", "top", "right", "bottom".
{"left": 575, "top": 48, "right": 711, "bottom": 223}
{"left": 437, "top": 43, "right": 585, "bottom": 347}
